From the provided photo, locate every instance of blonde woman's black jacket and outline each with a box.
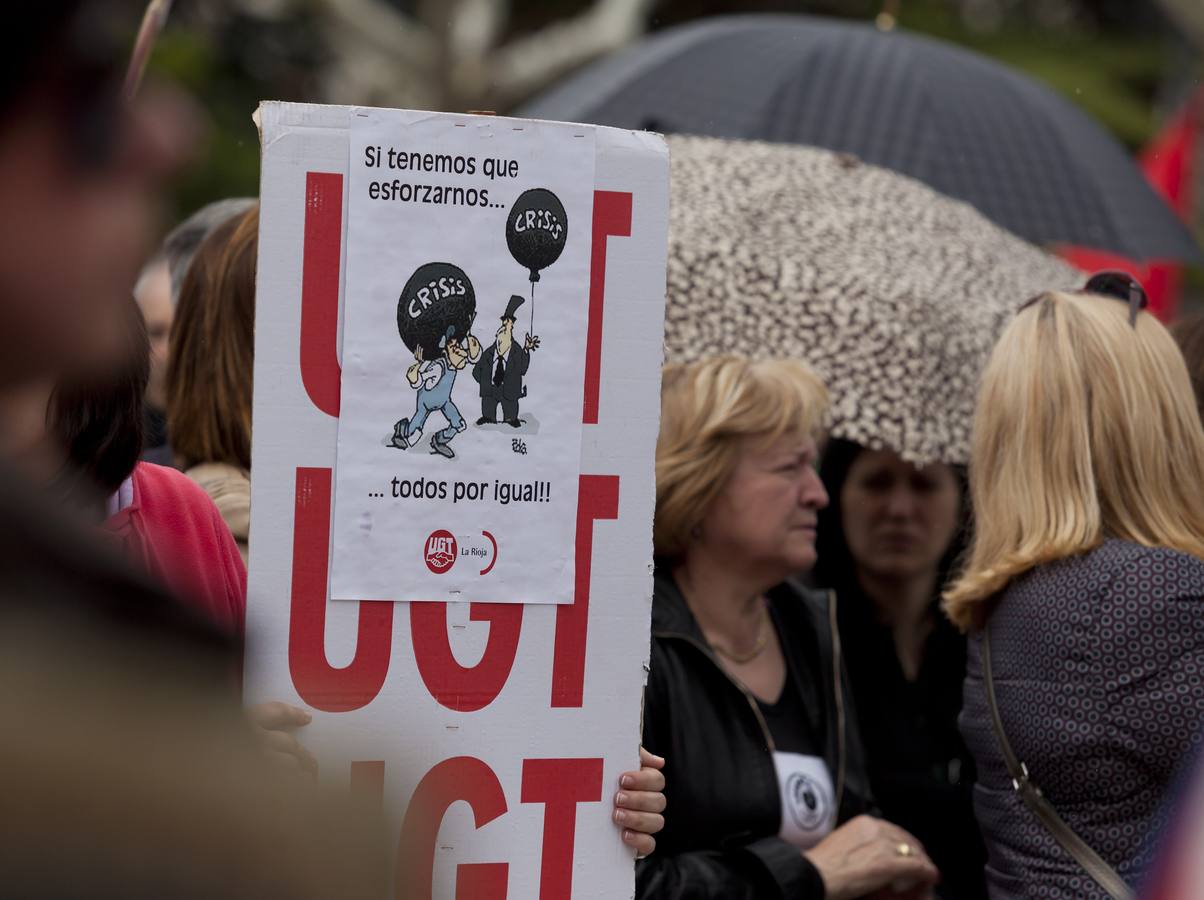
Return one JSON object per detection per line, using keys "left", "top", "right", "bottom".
{"left": 637, "top": 569, "right": 874, "bottom": 900}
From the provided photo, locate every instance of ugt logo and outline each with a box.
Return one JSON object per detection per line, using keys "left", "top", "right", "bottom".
{"left": 424, "top": 530, "right": 458, "bottom": 574}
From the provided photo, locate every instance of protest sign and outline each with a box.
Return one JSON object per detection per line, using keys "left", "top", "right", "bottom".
{"left": 245, "top": 102, "right": 669, "bottom": 899}
{"left": 330, "top": 110, "right": 596, "bottom": 605}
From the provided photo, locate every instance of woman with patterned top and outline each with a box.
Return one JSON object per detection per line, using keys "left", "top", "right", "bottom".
{"left": 945, "top": 285, "right": 1204, "bottom": 898}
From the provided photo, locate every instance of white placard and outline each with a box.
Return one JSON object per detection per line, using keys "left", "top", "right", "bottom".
{"left": 246, "top": 101, "right": 668, "bottom": 900}
{"left": 329, "top": 109, "right": 595, "bottom": 605}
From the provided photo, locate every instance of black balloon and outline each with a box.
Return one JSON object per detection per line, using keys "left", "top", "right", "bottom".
{"left": 396, "top": 262, "right": 476, "bottom": 359}
{"left": 506, "top": 188, "right": 568, "bottom": 283}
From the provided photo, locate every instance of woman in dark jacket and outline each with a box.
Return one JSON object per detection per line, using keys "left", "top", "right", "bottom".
{"left": 944, "top": 287, "right": 1204, "bottom": 898}
{"left": 815, "top": 440, "right": 987, "bottom": 900}
{"left": 639, "top": 356, "right": 940, "bottom": 900}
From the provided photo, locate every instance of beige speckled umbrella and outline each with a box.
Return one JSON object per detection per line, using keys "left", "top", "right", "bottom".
{"left": 665, "top": 134, "right": 1083, "bottom": 465}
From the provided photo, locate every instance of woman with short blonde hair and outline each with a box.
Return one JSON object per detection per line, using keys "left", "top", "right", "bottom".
{"left": 946, "top": 285, "right": 1204, "bottom": 899}
{"left": 640, "top": 355, "right": 940, "bottom": 900}
{"left": 655, "top": 356, "right": 829, "bottom": 558}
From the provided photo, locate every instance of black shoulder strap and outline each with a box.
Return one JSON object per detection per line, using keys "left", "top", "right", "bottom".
{"left": 981, "top": 626, "right": 1135, "bottom": 900}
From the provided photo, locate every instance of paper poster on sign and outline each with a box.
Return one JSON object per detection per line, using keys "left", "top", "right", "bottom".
{"left": 330, "top": 109, "right": 595, "bottom": 604}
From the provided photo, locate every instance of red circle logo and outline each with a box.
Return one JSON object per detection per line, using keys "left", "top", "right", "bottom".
{"left": 424, "top": 530, "right": 458, "bottom": 574}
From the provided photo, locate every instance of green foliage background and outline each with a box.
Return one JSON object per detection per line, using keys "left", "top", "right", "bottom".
{"left": 149, "top": 1, "right": 1195, "bottom": 230}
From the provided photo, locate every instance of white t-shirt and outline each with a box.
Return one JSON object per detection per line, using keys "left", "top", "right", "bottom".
{"left": 771, "top": 752, "right": 837, "bottom": 848}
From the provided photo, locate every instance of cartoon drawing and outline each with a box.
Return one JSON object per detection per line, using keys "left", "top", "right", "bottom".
{"left": 392, "top": 262, "right": 481, "bottom": 459}
{"left": 473, "top": 294, "right": 541, "bottom": 427}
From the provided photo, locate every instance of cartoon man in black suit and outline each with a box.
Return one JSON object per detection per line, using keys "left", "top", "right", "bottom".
{"left": 473, "top": 294, "right": 540, "bottom": 427}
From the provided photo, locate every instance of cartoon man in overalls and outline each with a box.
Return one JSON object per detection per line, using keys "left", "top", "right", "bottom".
{"left": 391, "top": 326, "right": 482, "bottom": 459}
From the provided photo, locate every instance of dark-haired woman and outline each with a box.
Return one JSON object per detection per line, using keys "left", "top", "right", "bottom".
{"left": 815, "top": 440, "right": 986, "bottom": 900}
{"left": 51, "top": 296, "right": 245, "bottom": 635}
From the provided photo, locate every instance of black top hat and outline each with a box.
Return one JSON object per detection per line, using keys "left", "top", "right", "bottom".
{"left": 501, "top": 294, "right": 525, "bottom": 322}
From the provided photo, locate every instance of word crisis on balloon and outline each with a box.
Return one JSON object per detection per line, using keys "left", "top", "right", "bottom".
{"left": 396, "top": 262, "right": 477, "bottom": 361}
{"left": 403, "top": 273, "right": 469, "bottom": 320}
{"left": 513, "top": 207, "right": 564, "bottom": 242}
{"left": 506, "top": 188, "right": 569, "bottom": 283}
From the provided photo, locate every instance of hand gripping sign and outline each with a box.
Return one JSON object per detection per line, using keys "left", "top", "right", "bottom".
{"left": 245, "top": 102, "right": 668, "bottom": 900}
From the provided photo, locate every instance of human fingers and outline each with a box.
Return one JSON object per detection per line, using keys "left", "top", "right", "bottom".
{"left": 261, "top": 729, "right": 319, "bottom": 775}
{"left": 621, "top": 766, "right": 666, "bottom": 793}
{"left": 261, "top": 728, "right": 303, "bottom": 755}
{"left": 868, "top": 885, "right": 936, "bottom": 900}
{"left": 615, "top": 789, "right": 667, "bottom": 814}
{"left": 872, "top": 822, "right": 934, "bottom": 865}
{"left": 877, "top": 850, "right": 940, "bottom": 889}
{"left": 614, "top": 806, "right": 664, "bottom": 837}
{"left": 266, "top": 750, "right": 318, "bottom": 782}
{"left": 621, "top": 828, "right": 656, "bottom": 858}
{"left": 266, "top": 749, "right": 305, "bottom": 771}
{"left": 878, "top": 822, "right": 926, "bottom": 853}
{"left": 639, "top": 747, "right": 666, "bottom": 770}
{"left": 250, "top": 701, "right": 312, "bottom": 731}
{"left": 894, "top": 885, "right": 936, "bottom": 900}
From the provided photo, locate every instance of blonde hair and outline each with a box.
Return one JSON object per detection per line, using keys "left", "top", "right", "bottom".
{"left": 944, "top": 291, "right": 1204, "bottom": 631}
{"left": 655, "top": 355, "right": 829, "bottom": 558}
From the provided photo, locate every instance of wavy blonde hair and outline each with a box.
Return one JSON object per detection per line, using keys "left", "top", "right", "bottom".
{"left": 655, "top": 355, "right": 828, "bottom": 558}
{"left": 944, "top": 291, "right": 1204, "bottom": 631}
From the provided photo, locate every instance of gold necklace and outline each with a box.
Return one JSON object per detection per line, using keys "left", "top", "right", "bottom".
{"left": 711, "top": 605, "right": 770, "bottom": 665}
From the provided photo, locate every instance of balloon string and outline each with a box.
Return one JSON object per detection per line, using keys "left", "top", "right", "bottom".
{"left": 530, "top": 280, "right": 536, "bottom": 336}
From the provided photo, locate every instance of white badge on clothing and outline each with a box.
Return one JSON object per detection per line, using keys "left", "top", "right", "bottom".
{"left": 772, "top": 752, "right": 836, "bottom": 849}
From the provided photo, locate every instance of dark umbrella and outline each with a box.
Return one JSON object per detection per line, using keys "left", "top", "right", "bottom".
{"left": 522, "top": 14, "right": 1200, "bottom": 264}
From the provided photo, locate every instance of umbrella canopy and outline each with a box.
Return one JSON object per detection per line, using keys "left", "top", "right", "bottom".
{"left": 523, "top": 14, "right": 1201, "bottom": 264}
{"left": 664, "top": 134, "right": 1082, "bottom": 466}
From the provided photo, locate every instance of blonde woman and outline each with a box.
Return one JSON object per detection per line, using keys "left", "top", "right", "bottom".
{"left": 640, "top": 356, "right": 939, "bottom": 900}
{"left": 945, "top": 283, "right": 1204, "bottom": 899}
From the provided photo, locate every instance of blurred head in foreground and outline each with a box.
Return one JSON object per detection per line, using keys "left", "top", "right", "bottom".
{"left": 0, "top": 7, "right": 389, "bottom": 896}
{"left": 48, "top": 294, "right": 149, "bottom": 511}
{"left": 945, "top": 290, "right": 1204, "bottom": 630}
{"left": 0, "top": 608, "right": 388, "bottom": 899}
{"left": 0, "top": 1, "right": 192, "bottom": 392}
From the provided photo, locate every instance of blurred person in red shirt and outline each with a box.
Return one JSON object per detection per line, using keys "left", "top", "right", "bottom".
{"left": 46, "top": 292, "right": 319, "bottom": 773}
{"left": 51, "top": 295, "right": 247, "bottom": 636}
